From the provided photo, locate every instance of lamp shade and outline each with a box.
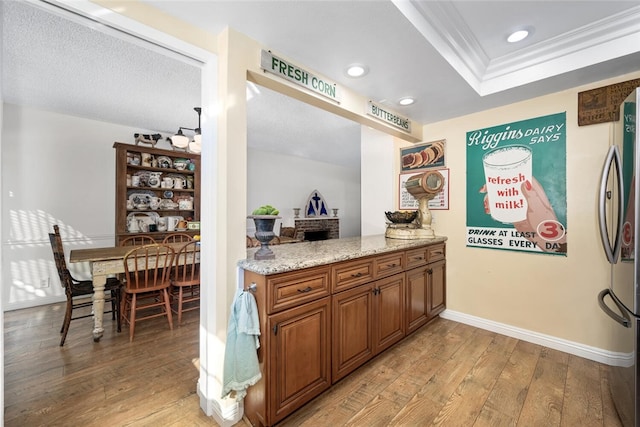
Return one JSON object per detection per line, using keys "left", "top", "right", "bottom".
{"left": 193, "top": 133, "right": 202, "bottom": 145}
{"left": 189, "top": 140, "right": 202, "bottom": 154}
{"left": 171, "top": 134, "right": 190, "bottom": 148}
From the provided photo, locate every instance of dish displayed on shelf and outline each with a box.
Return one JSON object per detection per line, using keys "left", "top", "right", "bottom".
{"left": 178, "top": 198, "right": 194, "bottom": 210}
{"left": 132, "top": 170, "right": 152, "bottom": 186}
{"left": 176, "top": 227, "right": 188, "bottom": 231}
{"left": 156, "top": 156, "right": 172, "bottom": 169}
{"left": 127, "top": 190, "right": 156, "bottom": 205}
{"left": 126, "top": 211, "right": 160, "bottom": 233}
{"left": 159, "top": 199, "right": 179, "bottom": 210}
{"left": 148, "top": 172, "right": 162, "bottom": 188}
{"left": 163, "top": 190, "right": 174, "bottom": 199}
{"left": 165, "top": 173, "right": 187, "bottom": 181}
{"left": 173, "top": 158, "right": 189, "bottom": 171}
{"left": 165, "top": 173, "right": 188, "bottom": 190}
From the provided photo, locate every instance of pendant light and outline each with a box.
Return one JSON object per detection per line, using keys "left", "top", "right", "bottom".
{"left": 169, "top": 107, "right": 201, "bottom": 152}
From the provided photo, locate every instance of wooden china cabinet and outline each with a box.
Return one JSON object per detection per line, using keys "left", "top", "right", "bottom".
{"left": 113, "top": 142, "right": 201, "bottom": 245}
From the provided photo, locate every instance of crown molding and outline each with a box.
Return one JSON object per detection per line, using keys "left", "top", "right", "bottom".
{"left": 393, "top": 1, "right": 640, "bottom": 96}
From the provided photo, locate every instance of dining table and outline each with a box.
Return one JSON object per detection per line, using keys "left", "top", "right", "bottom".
{"left": 69, "top": 241, "right": 199, "bottom": 342}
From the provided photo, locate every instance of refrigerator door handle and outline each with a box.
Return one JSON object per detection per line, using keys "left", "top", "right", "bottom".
{"left": 598, "top": 288, "right": 631, "bottom": 328}
{"left": 598, "top": 146, "right": 624, "bottom": 264}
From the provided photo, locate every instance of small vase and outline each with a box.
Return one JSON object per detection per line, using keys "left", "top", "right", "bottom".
{"left": 249, "top": 215, "right": 281, "bottom": 260}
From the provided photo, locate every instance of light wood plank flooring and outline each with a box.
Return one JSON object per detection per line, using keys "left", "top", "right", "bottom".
{"left": 4, "top": 302, "right": 623, "bottom": 426}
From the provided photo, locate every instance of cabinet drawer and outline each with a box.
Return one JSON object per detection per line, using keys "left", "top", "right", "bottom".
{"left": 267, "top": 266, "right": 331, "bottom": 313}
{"left": 406, "top": 247, "right": 428, "bottom": 269}
{"left": 374, "top": 251, "right": 405, "bottom": 278}
{"left": 332, "top": 259, "right": 374, "bottom": 293}
{"left": 427, "top": 244, "right": 446, "bottom": 262}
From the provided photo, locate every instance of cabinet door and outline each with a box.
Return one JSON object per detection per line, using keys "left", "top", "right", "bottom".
{"left": 428, "top": 260, "right": 446, "bottom": 319}
{"left": 373, "top": 273, "right": 405, "bottom": 354}
{"left": 268, "top": 297, "right": 331, "bottom": 424}
{"left": 406, "top": 265, "right": 428, "bottom": 335}
{"left": 332, "top": 284, "right": 374, "bottom": 383}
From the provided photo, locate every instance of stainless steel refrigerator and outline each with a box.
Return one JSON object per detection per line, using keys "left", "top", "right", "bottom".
{"left": 599, "top": 88, "right": 639, "bottom": 427}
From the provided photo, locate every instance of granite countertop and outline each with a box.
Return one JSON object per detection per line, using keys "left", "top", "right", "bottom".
{"left": 239, "top": 234, "right": 447, "bottom": 275}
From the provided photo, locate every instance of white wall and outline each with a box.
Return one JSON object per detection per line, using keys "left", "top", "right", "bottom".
{"left": 1, "top": 103, "right": 160, "bottom": 310}
{"left": 361, "top": 126, "right": 395, "bottom": 236}
{"left": 247, "top": 148, "right": 361, "bottom": 238}
{"left": 1, "top": 103, "right": 364, "bottom": 310}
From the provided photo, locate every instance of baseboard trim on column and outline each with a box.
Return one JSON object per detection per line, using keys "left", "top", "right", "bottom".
{"left": 198, "top": 382, "right": 244, "bottom": 426}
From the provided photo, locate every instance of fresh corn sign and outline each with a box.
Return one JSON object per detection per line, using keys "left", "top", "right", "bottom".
{"left": 260, "top": 50, "right": 339, "bottom": 102}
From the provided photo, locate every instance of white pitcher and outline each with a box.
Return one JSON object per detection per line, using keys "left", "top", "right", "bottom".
{"left": 127, "top": 216, "right": 140, "bottom": 232}
{"left": 166, "top": 216, "right": 180, "bottom": 232}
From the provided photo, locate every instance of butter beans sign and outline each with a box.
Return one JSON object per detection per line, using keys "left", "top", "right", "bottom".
{"left": 466, "top": 112, "right": 567, "bottom": 256}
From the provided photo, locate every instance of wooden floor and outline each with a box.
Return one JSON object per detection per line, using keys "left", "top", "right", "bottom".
{"left": 4, "top": 302, "right": 624, "bottom": 427}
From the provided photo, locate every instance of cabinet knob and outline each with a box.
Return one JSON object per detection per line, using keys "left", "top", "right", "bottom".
{"left": 351, "top": 272, "right": 363, "bottom": 278}
{"left": 297, "top": 287, "right": 313, "bottom": 293}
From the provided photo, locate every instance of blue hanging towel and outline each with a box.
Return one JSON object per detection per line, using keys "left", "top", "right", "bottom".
{"left": 221, "top": 287, "right": 262, "bottom": 401}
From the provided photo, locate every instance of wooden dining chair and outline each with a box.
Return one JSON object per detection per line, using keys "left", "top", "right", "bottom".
{"left": 119, "top": 235, "right": 157, "bottom": 246}
{"left": 171, "top": 241, "right": 201, "bottom": 325}
{"left": 49, "top": 225, "right": 122, "bottom": 346}
{"left": 279, "top": 226, "right": 297, "bottom": 239}
{"left": 162, "top": 233, "right": 193, "bottom": 244}
{"left": 121, "top": 244, "right": 175, "bottom": 341}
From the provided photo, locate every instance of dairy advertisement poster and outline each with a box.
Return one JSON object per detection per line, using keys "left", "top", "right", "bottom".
{"left": 466, "top": 112, "right": 567, "bottom": 255}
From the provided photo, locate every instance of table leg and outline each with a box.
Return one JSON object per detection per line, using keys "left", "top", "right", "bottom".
{"left": 92, "top": 273, "right": 106, "bottom": 342}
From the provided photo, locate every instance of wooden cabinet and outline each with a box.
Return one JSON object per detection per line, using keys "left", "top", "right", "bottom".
{"left": 113, "top": 142, "right": 200, "bottom": 245}
{"left": 406, "top": 243, "right": 446, "bottom": 334}
{"left": 332, "top": 272, "right": 405, "bottom": 382}
{"left": 373, "top": 273, "right": 406, "bottom": 354}
{"left": 428, "top": 259, "right": 446, "bottom": 318}
{"left": 244, "top": 268, "right": 332, "bottom": 427}
{"left": 243, "top": 242, "right": 445, "bottom": 427}
{"left": 267, "top": 297, "right": 331, "bottom": 424}
{"left": 332, "top": 283, "right": 374, "bottom": 382}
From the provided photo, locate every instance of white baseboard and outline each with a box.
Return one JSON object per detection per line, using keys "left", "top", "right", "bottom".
{"left": 439, "top": 309, "right": 632, "bottom": 367}
{"left": 197, "top": 382, "right": 243, "bottom": 427}
{"left": 4, "top": 295, "right": 65, "bottom": 312}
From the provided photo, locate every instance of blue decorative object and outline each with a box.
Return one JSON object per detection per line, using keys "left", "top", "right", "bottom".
{"left": 304, "top": 190, "right": 330, "bottom": 217}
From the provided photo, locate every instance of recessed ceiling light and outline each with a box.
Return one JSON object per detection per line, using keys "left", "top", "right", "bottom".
{"left": 346, "top": 64, "right": 368, "bottom": 78}
{"left": 507, "top": 29, "right": 529, "bottom": 43}
{"left": 398, "top": 97, "right": 415, "bottom": 106}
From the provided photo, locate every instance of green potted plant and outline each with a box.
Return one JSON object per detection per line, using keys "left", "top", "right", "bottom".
{"left": 248, "top": 205, "right": 281, "bottom": 260}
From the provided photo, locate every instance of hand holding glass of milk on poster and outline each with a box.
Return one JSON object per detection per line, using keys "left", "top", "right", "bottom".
{"left": 480, "top": 145, "right": 567, "bottom": 253}
{"left": 482, "top": 145, "right": 532, "bottom": 223}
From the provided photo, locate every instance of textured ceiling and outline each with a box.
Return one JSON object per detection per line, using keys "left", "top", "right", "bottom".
{"left": 3, "top": 1, "right": 640, "bottom": 168}
{"left": 1, "top": 1, "right": 201, "bottom": 135}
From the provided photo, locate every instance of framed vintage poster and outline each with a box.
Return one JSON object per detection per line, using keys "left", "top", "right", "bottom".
{"left": 399, "top": 168, "right": 449, "bottom": 210}
{"left": 400, "top": 139, "right": 445, "bottom": 172}
{"left": 466, "top": 112, "right": 567, "bottom": 256}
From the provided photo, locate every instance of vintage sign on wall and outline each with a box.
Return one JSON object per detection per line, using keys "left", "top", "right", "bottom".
{"left": 578, "top": 78, "right": 640, "bottom": 126}
{"left": 400, "top": 139, "right": 445, "bottom": 172}
{"left": 466, "top": 112, "right": 567, "bottom": 255}
{"left": 366, "top": 101, "right": 411, "bottom": 133}
{"left": 260, "top": 50, "right": 340, "bottom": 102}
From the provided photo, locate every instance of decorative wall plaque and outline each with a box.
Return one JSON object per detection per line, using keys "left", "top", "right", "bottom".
{"left": 578, "top": 78, "right": 640, "bottom": 126}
